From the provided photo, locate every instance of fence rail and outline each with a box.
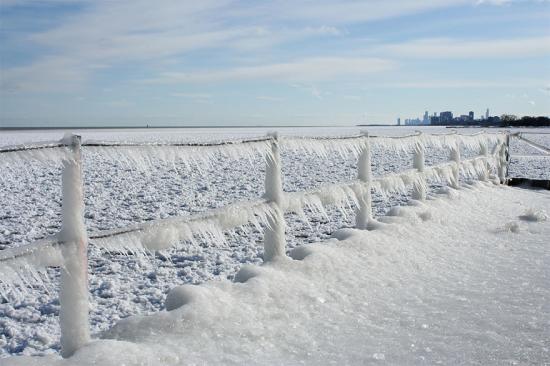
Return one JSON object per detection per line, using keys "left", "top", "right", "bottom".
{"left": 1, "top": 129, "right": 547, "bottom": 357}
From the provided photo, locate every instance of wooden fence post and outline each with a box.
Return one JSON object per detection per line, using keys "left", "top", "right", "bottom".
{"left": 59, "top": 134, "right": 90, "bottom": 358}
{"left": 450, "top": 142, "right": 461, "bottom": 189}
{"left": 263, "top": 132, "right": 286, "bottom": 262}
{"left": 355, "top": 132, "right": 372, "bottom": 229}
{"left": 412, "top": 137, "right": 426, "bottom": 200}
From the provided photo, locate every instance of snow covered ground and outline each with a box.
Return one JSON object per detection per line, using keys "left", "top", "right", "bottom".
{"left": 0, "top": 126, "right": 549, "bottom": 362}
{"left": 3, "top": 182, "right": 549, "bottom": 365}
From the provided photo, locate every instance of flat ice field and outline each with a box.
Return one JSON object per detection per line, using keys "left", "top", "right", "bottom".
{"left": 0, "top": 126, "right": 549, "bottom": 364}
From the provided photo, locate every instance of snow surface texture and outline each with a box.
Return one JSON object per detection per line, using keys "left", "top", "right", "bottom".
{"left": 2, "top": 182, "right": 549, "bottom": 365}
{"left": 0, "top": 127, "right": 548, "bottom": 358}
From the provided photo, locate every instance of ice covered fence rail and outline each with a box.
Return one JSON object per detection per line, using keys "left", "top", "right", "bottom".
{"left": 0, "top": 130, "right": 510, "bottom": 359}
{"left": 0, "top": 140, "right": 72, "bottom": 167}
{"left": 513, "top": 133, "right": 550, "bottom": 155}
{"left": 87, "top": 199, "right": 275, "bottom": 253}
{"left": 81, "top": 137, "right": 273, "bottom": 170}
{"left": 281, "top": 131, "right": 506, "bottom": 157}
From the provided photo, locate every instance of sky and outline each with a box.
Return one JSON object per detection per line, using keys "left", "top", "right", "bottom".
{"left": 0, "top": 0, "right": 549, "bottom": 127}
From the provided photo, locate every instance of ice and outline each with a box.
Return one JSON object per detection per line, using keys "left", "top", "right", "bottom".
{"left": 2, "top": 183, "right": 548, "bottom": 365}
{"left": 90, "top": 199, "right": 274, "bottom": 254}
{"left": 281, "top": 132, "right": 506, "bottom": 159}
{"left": 0, "top": 127, "right": 548, "bottom": 360}
{"left": 515, "top": 134, "right": 550, "bottom": 155}
{"left": 83, "top": 139, "right": 272, "bottom": 172}
{"left": 263, "top": 133, "right": 285, "bottom": 262}
{"left": 0, "top": 240, "right": 62, "bottom": 300}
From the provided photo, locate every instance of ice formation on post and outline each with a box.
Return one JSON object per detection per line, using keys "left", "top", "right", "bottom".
{"left": 450, "top": 142, "right": 461, "bottom": 189}
{"left": 263, "top": 133, "right": 286, "bottom": 262}
{"left": 58, "top": 134, "right": 90, "bottom": 358}
{"left": 478, "top": 141, "right": 490, "bottom": 181}
{"left": 412, "top": 140, "right": 426, "bottom": 200}
{"left": 355, "top": 133, "right": 373, "bottom": 229}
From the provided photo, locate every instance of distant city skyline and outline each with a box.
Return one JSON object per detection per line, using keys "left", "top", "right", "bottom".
{"left": 1, "top": 0, "right": 550, "bottom": 127}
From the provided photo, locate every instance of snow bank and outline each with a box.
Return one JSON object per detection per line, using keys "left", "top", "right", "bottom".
{"left": 3, "top": 183, "right": 548, "bottom": 365}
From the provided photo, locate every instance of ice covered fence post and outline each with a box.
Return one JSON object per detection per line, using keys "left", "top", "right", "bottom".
{"left": 355, "top": 132, "right": 372, "bottom": 229}
{"left": 498, "top": 133, "right": 511, "bottom": 184}
{"left": 450, "top": 141, "right": 461, "bottom": 189}
{"left": 263, "top": 132, "right": 286, "bottom": 262}
{"left": 478, "top": 139, "right": 489, "bottom": 181}
{"left": 412, "top": 135, "right": 426, "bottom": 200}
{"left": 59, "top": 134, "right": 90, "bottom": 358}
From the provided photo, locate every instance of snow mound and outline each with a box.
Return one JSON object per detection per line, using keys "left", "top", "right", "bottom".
{"left": 233, "top": 265, "right": 262, "bottom": 283}
{"left": 165, "top": 285, "right": 203, "bottom": 311}
{"left": 519, "top": 208, "right": 548, "bottom": 222}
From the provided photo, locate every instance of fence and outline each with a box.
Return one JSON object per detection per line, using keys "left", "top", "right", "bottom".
{"left": 0, "top": 130, "right": 531, "bottom": 357}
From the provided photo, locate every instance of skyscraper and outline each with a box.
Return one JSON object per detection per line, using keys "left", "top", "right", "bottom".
{"left": 423, "top": 111, "right": 430, "bottom": 125}
{"left": 486, "top": 108, "right": 489, "bottom": 119}
{"left": 469, "top": 111, "right": 474, "bottom": 121}
{"left": 440, "top": 111, "right": 453, "bottom": 123}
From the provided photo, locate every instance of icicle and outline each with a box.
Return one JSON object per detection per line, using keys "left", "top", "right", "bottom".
{"left": 0, "top": 142, "right": 73, "bottom": 168}
{"left": 82, "top": 138, "right": 271, "bottom": 171}
{"left": 0, "top": 239, "right": 63, "bottom": 301}
{"left": 89, "top": 199, "right": 274, "bottom": 255}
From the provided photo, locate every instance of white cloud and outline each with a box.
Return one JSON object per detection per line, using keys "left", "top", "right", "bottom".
{"left": 259, "top": 0, "right": 472, "bottom": 25}
{"left": 2, "top": 0, "right": 548, "bottom": 94}
{"left": 476, "top": 0, "right": 513, "bottom": 5}
{"left": 170, "top": 93, "right": 212, "bottom": 99}
{"left": 256, "top": 96, "right": 284, "bottom": 101}
{"left": 380, "top": 36, "right": 550, "bottom": 58}
{"left": 147, "top": 57, "right": 395, "bottom": 84}
{"left": 371, "top": 79, "right": 543, "bottom": 88}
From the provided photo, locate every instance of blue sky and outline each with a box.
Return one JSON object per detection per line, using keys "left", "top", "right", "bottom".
{"left": 1, "top": 0, "right": 549, "bottom": 127}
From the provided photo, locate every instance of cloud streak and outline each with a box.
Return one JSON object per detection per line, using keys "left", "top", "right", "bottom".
{"left": 145, "top": 57, "right": 396, "bottom": 84}
{"left": 380, "top": 36, "right": 550, "bottom": 58}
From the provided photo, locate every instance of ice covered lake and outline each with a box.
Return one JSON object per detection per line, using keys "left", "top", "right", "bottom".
{"left": 0, "top": 126, "right": 549, "bottom": 360}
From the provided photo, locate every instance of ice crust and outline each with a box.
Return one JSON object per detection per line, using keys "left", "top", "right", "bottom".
{"left": 2, "top": 183, "right": 549, "bottom": 365}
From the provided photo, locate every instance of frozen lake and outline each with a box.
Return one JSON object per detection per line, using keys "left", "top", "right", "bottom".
{"left": 0, "top": 126, "right": 549, "bottom": 358}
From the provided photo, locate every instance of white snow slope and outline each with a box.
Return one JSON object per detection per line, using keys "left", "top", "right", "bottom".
{"left": 3, "top": 182, "right": 549, "bottom": 365}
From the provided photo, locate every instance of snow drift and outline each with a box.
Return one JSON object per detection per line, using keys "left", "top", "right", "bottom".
{"left": 3, "top": 183, "right": 549, "bottom": 365}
